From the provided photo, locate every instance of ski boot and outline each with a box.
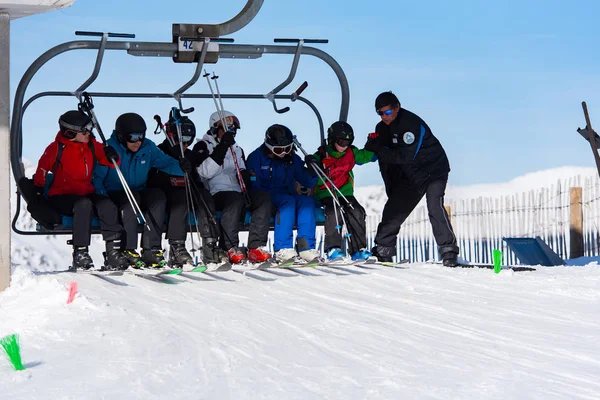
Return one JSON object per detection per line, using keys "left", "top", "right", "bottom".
{"left": 299, "top": 248, "right": 321, "bottom": 262}
{"left": 351, "top": 248, "right": 373, "bottom": 261}
{"left": 141, "top": 247, "right": 167, "bottom": 268}
{"left": 327, "top": 247, "right": 346, "bottom": 262}
{"left": 274, "top": 248, "right": 298, "bottom": 263}
{"left": 103, "top": 239, "right": 129, "bottom": 271}
{"left": 70, "top": 246, "right": 94, "bottom": 271}
{"left": 168, "top": 240, "right": 193, "bottom": 268}
{"left": 247, "top": 247, "right": 272, "bottom": 263}
{"left": 227, "top": 247, "right": 247, "bottom": 264}
{"left": 122, "top": 249, "right": 144, "bottom": 269}
{"left": 371, "top": 245, "right": 395, "bottom": 263}
{"left": 440, "top": 245, "right": 460, "bottom": 267}
{"left": 201, "top": 239, "right": 227, "bottom": 264}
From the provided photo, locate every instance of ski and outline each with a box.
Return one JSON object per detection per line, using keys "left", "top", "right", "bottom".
{"left": 358, "top": 259, "right": 410, "bottom": 268}
{"left": 449, "top": 263, "right": 536, "bottom": 272}
{"left": 186, "top": 265, "right": 208, "bottom": 273}
{"left": 427, "top": 261, "right": 536, "bottom": 272}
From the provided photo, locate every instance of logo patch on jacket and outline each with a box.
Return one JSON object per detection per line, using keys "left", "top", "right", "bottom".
{"left": 403, "top": 132, "right": 415, "bottom": 145}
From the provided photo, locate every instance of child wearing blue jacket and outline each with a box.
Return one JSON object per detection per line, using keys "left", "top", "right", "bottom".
{"left": 93, "top": 113, "right": 186, "bottom": 268}
{"left": 246, "top": 124, "right": 319, "bottom": 262}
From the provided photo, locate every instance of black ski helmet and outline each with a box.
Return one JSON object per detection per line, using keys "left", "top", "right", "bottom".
{"left": 265, "top": 124, "right": 293, "bottom": 147}
{"left": 166, "top": 115, "right": 196, "bottom": 145}
{"left": 58, "top": 110, "right": 92, "bottom": 139}
{"left": 327, "top": 121, "right": 354, "bottom": 147}
{"left": 115, "top": 113, "right": 147, "bottom": 143}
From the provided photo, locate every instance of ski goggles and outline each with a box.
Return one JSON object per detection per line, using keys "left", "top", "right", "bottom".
{"left": 127, "top": 132, "right": 145, "bottom": 143}
{"left": 265, "top": 142, "right": 293, "bottom": 155}
{"left": 216, "top": 116, "right": 241, "bottom": 130}
{"left": 181, "top": 135, "right": 194, "bottom": 144}
{"left": 61, "top": 121, "right": 94, "bottom": 138}
{"left": 335, "top": 138, "right": 351, "bottom": 147}
{"left": 376, "top": 109, "right": 394, "bottom": 116}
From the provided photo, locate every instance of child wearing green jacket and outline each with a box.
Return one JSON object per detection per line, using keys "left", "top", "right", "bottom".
{"left": 311, "top": 121, "right": 375, "bottom": 261}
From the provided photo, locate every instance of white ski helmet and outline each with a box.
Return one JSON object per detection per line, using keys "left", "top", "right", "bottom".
{"left": 208, "top": 110, "right": 241, "bottom": 130}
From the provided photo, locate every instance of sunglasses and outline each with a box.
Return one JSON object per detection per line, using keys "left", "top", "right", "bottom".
{"left": 127, "top": 132, "right": 145, "bottom": 143}
{"left": 376, "top": 109, "right": 394, "bottom": 116}
{"left": 265, "top": 142, "right": 293, "bottom": 155}
{"left": 335, "top": 138, "right": 351, "bottom": 147}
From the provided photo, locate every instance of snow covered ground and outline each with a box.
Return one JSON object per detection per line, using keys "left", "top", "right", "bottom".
{"left": 3, "top": 165, "right": 600, "bottom": 399}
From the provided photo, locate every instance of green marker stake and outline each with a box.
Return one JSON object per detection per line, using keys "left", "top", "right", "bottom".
{"left": 1, "top": 334, "right": 25, "bottom": 371}
{"left": 493, "top": 249, "right": 503, "bottom": 274}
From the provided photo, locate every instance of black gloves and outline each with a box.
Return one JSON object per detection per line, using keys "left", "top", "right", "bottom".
{"left": 104, "top": 145, "right": 119, "bottom": 163}
{"left": 363, "top": 137, "right": 381, "bottom": 153}
{"left": 220, "top": 131, "right": 236, "bottom": 148}
{"left": 241, "top": 169, "right": 251, "bottom": 190}
{"left": 304, "top": 155, "right": 320, "bottom": 177}
{"left": 34, "top": 185, "right": 45, "bottom": 196}
{"left": 179, "top": 157, "right": 193, "bottom": 174}
{"left": 304, "top": 154, "right": 318, "bottom": 167}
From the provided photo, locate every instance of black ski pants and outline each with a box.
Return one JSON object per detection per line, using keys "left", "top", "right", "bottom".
{"left": 322, "top": 195, "right": 367, "bottom": 255}
{"left": 163, "top": 185, "right": 219, "bottom": 241}
{"left": 108, "top": 188, "right": 167, "bottom": 250}
{"left": 47, "top": 194, "right": 121, "bottom": 247}
{"left": 213, "top": 191, "right": 245, "bottom": 250}
{"left": 247, "top": 190, "right": 276, "bottom": 249}
{"left": 375, "top": 176, "right": 456, "bottom": 249}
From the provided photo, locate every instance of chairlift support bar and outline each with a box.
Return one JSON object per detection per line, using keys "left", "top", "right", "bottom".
{"left": 73, "top": 31, "right": 135, "bottom": 99}
{"left": 265, "top": 38, "right": 328, "bottom": 114}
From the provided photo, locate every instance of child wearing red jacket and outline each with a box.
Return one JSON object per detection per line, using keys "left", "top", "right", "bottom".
{"left": 33, "top": 110, "right": 127, "bottom": 271}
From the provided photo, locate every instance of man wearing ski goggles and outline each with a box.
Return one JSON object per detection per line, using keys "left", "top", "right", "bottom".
{"left": 126, "top": 132, "right": 145, "bottom": 143}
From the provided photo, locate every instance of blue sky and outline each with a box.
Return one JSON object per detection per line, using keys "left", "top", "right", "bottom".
{"left": 9, "top": 0, "right": 600, "bottom": 187}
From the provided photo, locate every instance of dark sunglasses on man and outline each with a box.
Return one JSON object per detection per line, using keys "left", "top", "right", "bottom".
{"left": 376, "top": 109, "right": 394, "bottom": 116}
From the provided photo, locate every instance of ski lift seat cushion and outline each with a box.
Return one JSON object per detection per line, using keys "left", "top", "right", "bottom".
{"left": 42, "top": 204, "right": 326, "bottom": 232}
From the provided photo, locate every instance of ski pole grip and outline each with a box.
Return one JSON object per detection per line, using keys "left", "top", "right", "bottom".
{"left": 292, "top": 81, "right": 308, "bottom": 101}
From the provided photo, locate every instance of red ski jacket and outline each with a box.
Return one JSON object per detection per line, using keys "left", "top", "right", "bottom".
{"left": 34, "top": 132, "right": 116, "bottom": 197}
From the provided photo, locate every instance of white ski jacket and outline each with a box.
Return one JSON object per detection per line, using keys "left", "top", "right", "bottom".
{"left": 196, "top": 133, "right": 247, "bottom": 195}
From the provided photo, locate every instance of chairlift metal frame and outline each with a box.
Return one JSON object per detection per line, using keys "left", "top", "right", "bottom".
{"left": 10, "top": 0, "right": 350, "bottom": 235}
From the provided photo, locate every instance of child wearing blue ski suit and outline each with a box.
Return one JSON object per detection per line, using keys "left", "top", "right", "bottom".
{"left": 246, "top": 124, "right": 319, "bottom": 262}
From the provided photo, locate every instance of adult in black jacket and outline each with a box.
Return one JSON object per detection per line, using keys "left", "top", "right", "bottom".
{"left": 364, "top": 91, "right": 459, "bottom": 266}
{"left": 147, "top": 115, "right": 221, "bottom": 266}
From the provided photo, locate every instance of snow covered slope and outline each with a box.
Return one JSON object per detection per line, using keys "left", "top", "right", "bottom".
{"left": 1, "top": 263, "right": 600, "bottom": 399}
{"left": 4, "top": 163, "right": 600, "bottom": 399}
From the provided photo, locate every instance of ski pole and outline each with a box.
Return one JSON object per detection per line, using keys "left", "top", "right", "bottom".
{"left": 166, "top": 107, "right": 202, "bottom": 254}
{"left": 78, "top": 92, "right": 150, "bottom": 229}
{"left": 203, "top": 70, "right": 251, "bottom": 207}
{"left": 292, "top": 136, "right": 354, "bottom": 209}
